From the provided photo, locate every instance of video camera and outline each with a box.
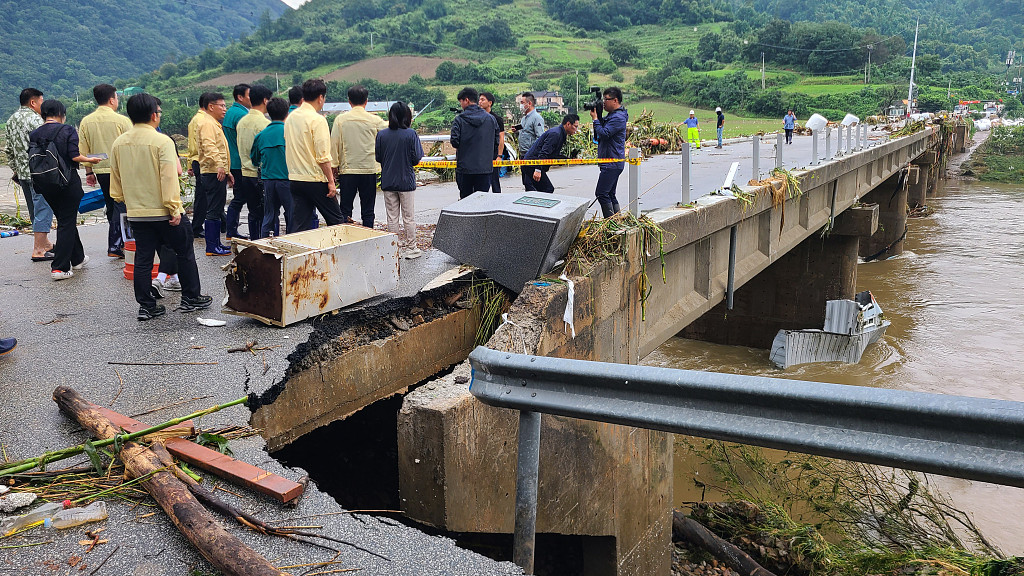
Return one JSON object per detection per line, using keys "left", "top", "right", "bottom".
{"left": 582, "top": 86, "right": 603, "bottom": 113}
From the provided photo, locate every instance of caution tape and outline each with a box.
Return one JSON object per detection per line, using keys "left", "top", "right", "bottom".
{"left": 415, "top": 157, "right": 643, "bottom": 169}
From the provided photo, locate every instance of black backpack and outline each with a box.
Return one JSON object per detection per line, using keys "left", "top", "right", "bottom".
{"left": 28, "top": 127, "right": 72, "bottom": 189}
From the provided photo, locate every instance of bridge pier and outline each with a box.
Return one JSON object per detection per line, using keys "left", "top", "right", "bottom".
{"left": 858, "top": 170, "right": 908, "bottom": 260}
{"left": 679, "top": 228, "right": 861, "bottom": 349}
{"left": 909, "top": 151, "right": 938, "bottom": 208}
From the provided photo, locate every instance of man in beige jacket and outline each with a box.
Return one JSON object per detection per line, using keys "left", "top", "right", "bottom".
{"left": 110, "top": 94, "right": 212, "bottom": 321}
{"left": 331, "top": 85, "right": 386, "bottom": 228}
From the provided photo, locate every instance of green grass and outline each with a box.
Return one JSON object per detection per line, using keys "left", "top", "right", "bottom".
{"left": 523, "top": 35, "right": 607, "bottom": 63}
{"left": 633, "top": 100, "right": 780, "bottom": 136}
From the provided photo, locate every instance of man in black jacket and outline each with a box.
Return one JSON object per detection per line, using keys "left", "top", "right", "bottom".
{"left": 451, "top": 87, "right": 499, "bottom": 199}
{"left": 523, "top": 114, "right": 580, "bottom": 193}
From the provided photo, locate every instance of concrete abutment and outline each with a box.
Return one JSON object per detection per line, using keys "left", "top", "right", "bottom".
{"left": 859, "top": 171, "right": 909, "bottom": 260}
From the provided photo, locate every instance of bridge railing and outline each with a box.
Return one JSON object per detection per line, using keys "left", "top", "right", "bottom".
{"left": 467, "top": 346, "right": 1024, "bottom": 574}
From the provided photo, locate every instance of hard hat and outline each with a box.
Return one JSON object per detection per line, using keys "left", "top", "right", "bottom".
{"left": 715, "top": 107, "right": 722, "bottom": 112}
{"left": 689, "top": 110, "right": 695, "bottom": 115}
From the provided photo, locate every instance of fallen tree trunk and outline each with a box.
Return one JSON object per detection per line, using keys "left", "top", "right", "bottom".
{"left": 53, "top": 386, "right": 283, "bottom": 576}
{"left": 672, "top": 510, "right": 777, "bottom": 576}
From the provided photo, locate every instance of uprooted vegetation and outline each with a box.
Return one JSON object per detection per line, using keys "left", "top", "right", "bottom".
{"left": 674, "top": 440, "right": 1022, "bottom": 576}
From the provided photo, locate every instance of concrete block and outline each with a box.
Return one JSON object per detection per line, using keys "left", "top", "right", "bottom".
{"left": 831, "top": 204, "right": 879, "bottom": 237}
{"left": 432, "top": 192, "right": 590, "bottom": 292}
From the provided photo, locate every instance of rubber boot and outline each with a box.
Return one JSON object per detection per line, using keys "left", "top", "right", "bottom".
{"left": 204, "top": 220, "right": 230, "bottom": 256}
{"left": 225, "top": 206, "right": 247, "bottom": 240}
{"left": 600, "top": 202, "right": 615, "bottom": 218}
{"left": 612, "top": 202, "right": 620, "bottom": 215}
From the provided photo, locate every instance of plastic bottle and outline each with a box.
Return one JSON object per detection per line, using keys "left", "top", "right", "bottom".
{"left": 45, "top": 501, "right": 108, "bottom": 529}
{"left": 0, "top": 501, "right": 64, "bottom": 536}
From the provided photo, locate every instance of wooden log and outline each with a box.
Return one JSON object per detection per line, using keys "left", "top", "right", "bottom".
{"left": 672, "top": 510, "right": 777, "bottom": 576}
{"left": 53, "top": 386, "right": 284, "bottom": 576}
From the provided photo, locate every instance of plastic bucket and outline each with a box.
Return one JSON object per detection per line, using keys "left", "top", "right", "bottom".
{"left": 841, "top": 113, "right": 860, "bottom": 127}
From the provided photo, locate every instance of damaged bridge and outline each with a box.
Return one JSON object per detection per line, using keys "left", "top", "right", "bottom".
{"left": 252, "top": 125, "right": 946, "bottom": 576}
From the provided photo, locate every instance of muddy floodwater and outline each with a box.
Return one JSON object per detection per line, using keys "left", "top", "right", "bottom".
{"left": 644, "top": 177, "right": 1024, "bottom": 555}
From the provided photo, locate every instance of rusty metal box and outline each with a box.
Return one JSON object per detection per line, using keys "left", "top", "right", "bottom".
{"left": 223, "top": 225, "right": 399, "bottom": 326}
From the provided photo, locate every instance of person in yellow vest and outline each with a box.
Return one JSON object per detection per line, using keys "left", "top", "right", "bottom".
{"left": 331, "top": 85, "right": 387, "bottom": 228}
{"left": 109, "top": 93, "right": 212, "bottom": 320}
{"left": 185, "top": 95, "right": 211, "bottom": 239}
{"left": 284, "top": 79, "right": 342, "bottom": 233}
{"left": 195, "top": 92, "right": 233, "bottom": 255}
{"left": 235, "top": 85, "right": 272, "bottom": 240}
{"left": 80, "top": 84, "right": 133, "bottom": 258}
{"left": 684, "top": 110, "right": 701, "bottom": 149}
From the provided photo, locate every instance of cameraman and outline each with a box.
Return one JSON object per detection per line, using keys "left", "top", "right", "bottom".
{"left": 590, "top": 87, "right": 628, "bottom": 218}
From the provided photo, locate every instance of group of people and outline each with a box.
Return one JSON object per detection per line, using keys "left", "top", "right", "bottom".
{"left": 3, "top": 85, "right": 214, "bottom": 320}
{"left": 450, "top": 86, "right": 629, "bottom": 218}
{"left": 681, "top": 108, "right": 800, "bottom": 149}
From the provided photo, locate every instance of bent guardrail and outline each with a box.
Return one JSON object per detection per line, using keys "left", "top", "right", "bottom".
{"left": 467, "top": 346, "right": 1024, "bottom": 573}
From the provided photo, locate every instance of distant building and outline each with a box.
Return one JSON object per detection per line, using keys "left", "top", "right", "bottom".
{"left": 530, "top": 91, "right": 566, "bottom": 114}
{"left": 321, "top": 101, "right": 413, "bottom": 115}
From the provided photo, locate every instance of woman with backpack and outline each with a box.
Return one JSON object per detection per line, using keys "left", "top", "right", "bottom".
{"left": 29, "top": 99, "right": 104, "bottom": 280}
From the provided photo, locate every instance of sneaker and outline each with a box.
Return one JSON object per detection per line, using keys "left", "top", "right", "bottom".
{"left": 179, "top": 294, "right": 213, "bottom": 312}
{"left": 163, "top": 277, "right": 182, "bottom": 291}
{"left": 0, "top": 337, "right": 16, "bottom": 356}
{"left": 403, "top": 248, "right": 423, "bottom": 260}
{"left": 108, "top": 249, "right": 125, "bottom": 258}
{"left": 72, "top": 255, "right": 90, "bottom": 269}
{"left": 137, "top": 304, "right": 166, "bottom": 321}
{"left": 206, "top": 245, "right": 231, "bottom": 256}
{"left": 51, "top": 270, "right": 74, "bottom": 281}
{"left": 151, "top": 279, "right": 165, "bottom": 299}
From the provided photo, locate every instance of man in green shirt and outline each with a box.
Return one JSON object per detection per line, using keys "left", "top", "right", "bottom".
{"left": 80, "top": 83, "right": 133, "bottom": 258}
{"left": 221, "top": 83, "right": 251, "bottom": 239}
{"left": 234, "top": 85, "right": 271, "bottom": 239}
{"left": 252, "top": 98, "right": 291, "bottom": 237}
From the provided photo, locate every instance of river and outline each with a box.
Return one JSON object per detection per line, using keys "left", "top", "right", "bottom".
{"left": 644, "top": 175, "right": 1024, "bottom": 555}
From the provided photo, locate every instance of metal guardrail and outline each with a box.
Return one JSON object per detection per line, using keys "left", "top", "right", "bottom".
{"left": 467, "top": 346, "right": 1024, "bottom": 574}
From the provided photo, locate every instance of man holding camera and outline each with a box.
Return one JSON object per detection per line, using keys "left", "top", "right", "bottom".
{"left": 590, "top": 87, "right": 628, "bottom": 218}
{"left": 523, "top": 114, "right": 580, "bottom": 193}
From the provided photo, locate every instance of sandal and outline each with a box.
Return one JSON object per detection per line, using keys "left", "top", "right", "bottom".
{"left": 31, "top": 251, "right": 55, "bottom": 262}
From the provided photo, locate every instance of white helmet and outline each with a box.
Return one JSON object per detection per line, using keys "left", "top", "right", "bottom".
{"left": 715, "top": 107, "right": 722, "bottom": 112}
{"left": 689, "top": 110, "right": 695, "bottom": 115}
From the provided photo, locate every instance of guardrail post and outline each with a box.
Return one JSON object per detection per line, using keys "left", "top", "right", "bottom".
{"left": 513, "top": 410, "right": 541, "bottom": 574}
{"left": 825, "top": 126, "right": 832, "bottom": 159}
{"left": 752, "top": 136, "right": 760, "bottom": 181}
{"left": 727, "top": 225, "right": 737, "bottom": 310}
{"left": 680, "top": 144, "right": 691, "bottom": 205}
{"left": 628, "top": 148, "right": 641, "bottom": 217}
{"left": 811, "top": 131, "right": 818, "bottom": 165}
{"left": 863, "top": 125, "right": 869, "bottom": 148}
{"left": 775, "top": 133, "right": 784, "bottom": 169}
{"left": 837, "top": 125, "right": 844, "bottom": 156}
{"left": 856, "top": 125, "right": 863, "bottom": 150}
{"left": 847, "top": 125, "right": 853, "bottom": 152}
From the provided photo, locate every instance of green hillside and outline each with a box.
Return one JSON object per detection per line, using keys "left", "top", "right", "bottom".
{"left": 0, "top": 0, "right": 288, "bottom": 117}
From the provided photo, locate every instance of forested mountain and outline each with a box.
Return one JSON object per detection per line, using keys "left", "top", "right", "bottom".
{"left": 0, "top": 0, "right": 287, "bottom": 117}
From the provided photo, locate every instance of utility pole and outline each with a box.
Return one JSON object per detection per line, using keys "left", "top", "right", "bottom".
{"left": 907, "top": 19, "right": 919, "bottom": 115}
{"left": 576, "top": 70, "right": 580, "bottom": 112}
{"left": 370, "top": 32, "right": 374, "bottom": 51}
{"left": 866, "top": 45, "right": 873, "bottom": 85}
{"left": 761, "top": 52, "right": 765, "bottom": 90}
{"left": 275, "top": 72, "right": 280, "bottom": 92}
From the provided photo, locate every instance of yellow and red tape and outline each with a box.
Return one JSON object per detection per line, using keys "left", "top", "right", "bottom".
{"left": 415, "top": 157, "right": 644, "bottom": 169}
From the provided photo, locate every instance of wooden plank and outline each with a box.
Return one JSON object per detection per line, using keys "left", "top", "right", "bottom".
{"left": 93, "top": 405, "right": 195, "bottom": 438}
{"left": 89, "top": 402, "right": 304, "bottom": 504}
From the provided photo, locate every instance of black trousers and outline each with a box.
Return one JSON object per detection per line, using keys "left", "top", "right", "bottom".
{"left": 37, "top": 173, "right": 85, "bottom": 273}
{"left": 95, "top": 173, "right": 125, "bottom": 253}
{"left": 489, "top": 166, "right": 502, "bottom": 194}
{"left": 595, "top": 167, "right": 623, "bottom": 210}
{"left": 340, "top": 173, "right": 377, "bottom": 228}
{"left": 785, "top": 128, "right": 794, "bottom": 144}
{"left": 289, "top": 181, "right": 343, "bottom": 233}
{"left": 131, "top": 216, "right": 201, "bottom": 308}
{"left": 232, "top": 174, "right": 265, "bottom": 238}
{"left": 456, "top": 172, "right": 490, "bottom": 199}
{"left": 190, "top": 161, "right": 207, "bottom": 235}
{"left": 201, "top": 173, "right": 228, "bottom": 221}
{"left": 521, "top": 168, "right": 554, "bottom": 193}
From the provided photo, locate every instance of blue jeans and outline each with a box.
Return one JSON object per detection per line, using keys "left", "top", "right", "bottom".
{"left": 595, "top": 167, "right": 623, "bottom": 214}
{"left": 717, "top": 126, "right": 723, "bottom": 147}
{"left": 20, "top": 180, "right": 53, "bottom": 233}
{"left": 261, "top": 179, "right": 291, "bottom": 237}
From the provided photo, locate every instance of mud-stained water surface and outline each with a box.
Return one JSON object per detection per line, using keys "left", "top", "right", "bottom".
{"left": 645, "top": 178, "right": 1024, "bottom": 554}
